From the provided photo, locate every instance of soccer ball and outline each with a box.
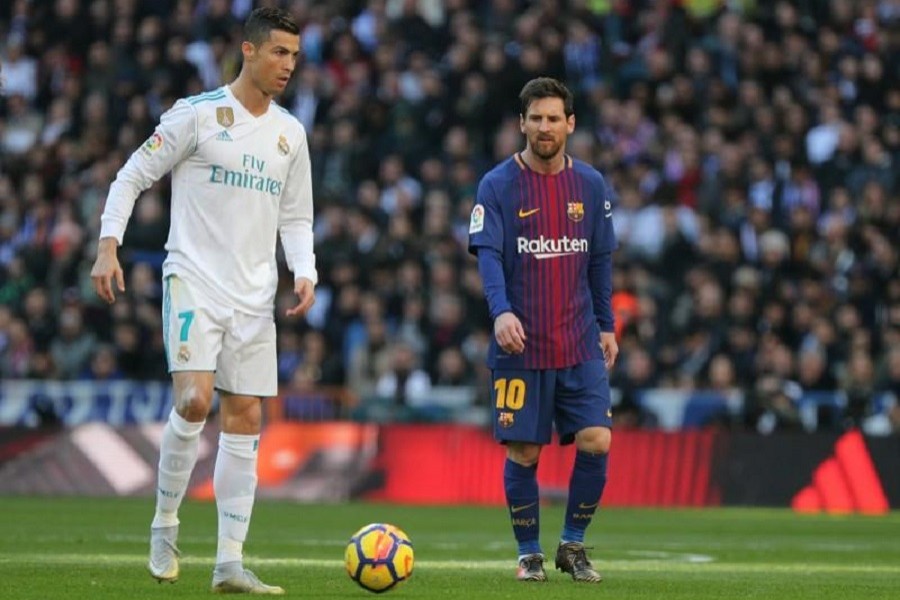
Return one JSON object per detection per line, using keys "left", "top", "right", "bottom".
{"left": 345, "top": 523, "right": 414, "bottom": 593}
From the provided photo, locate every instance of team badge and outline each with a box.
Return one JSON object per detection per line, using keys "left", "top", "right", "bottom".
{"left": 216, "top": 106, "right": 235, "bottom": 128}
{"left": 498, "top": 411, "right": 514, "bottom": 428}
{"left": 277, "top": 134, "right": 290, "bottom": 156}
{"left": 567, "top": 201, "right": 584, "bottom": 222}
{"left": 176, "top": 345, "right": 191, "bottom": 364}
{"left": 469, "top": 204, "right": 485, "bottom": 234}
{"left": 140, "top": 132, "right": 164, "bottom": 155}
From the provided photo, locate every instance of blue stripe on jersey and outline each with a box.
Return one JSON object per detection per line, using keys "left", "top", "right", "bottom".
{"left": 187, "top": 90, "right": 226, "bottom": 104}
{"left": 162, "top": 277, "right": 172, "bottom": 372}
{"left": 187, "top": 89, "right": 224, "bottom": 99}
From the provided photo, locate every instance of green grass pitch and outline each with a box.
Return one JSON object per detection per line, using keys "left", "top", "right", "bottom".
{"left": 1, "top": 497, "right": 898, "bottom": 599}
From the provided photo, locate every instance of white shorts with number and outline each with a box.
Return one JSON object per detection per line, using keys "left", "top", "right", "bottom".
{"left": 162, "top": 274, "right": 277, "bottom": 397}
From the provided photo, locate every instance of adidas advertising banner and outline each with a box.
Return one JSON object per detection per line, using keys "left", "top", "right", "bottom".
{"left": 1, "top": 422, "right": 896, "bottom": 510}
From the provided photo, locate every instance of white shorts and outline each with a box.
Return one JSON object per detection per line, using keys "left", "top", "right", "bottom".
{"left": 162, "top": 274, "right": 277, "bottom": 397}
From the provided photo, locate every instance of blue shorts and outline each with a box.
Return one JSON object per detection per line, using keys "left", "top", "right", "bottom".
{"left": 491, "top": 359, "right": 612, "bottom": 445}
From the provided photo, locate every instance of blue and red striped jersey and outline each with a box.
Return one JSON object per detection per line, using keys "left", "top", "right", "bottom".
{"left": 468, "top": 153, "right": 617, "bottom": 370}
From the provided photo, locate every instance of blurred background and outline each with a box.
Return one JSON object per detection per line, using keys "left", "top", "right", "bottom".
{"left": 0, "top": 0, "right": 898, "bottom": 510}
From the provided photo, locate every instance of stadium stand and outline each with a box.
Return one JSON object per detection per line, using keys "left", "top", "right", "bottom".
{"left": 0, "top": 0, "right": 898, "bottom": 434}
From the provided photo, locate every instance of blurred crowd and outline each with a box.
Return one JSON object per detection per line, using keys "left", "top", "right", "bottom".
{"left": 0, "top": 0, "right": 898, "bottom": 434}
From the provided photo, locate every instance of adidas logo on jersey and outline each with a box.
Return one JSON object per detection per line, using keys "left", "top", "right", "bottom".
{"left": 216, "top": 130, "right": 233, "bottom": 142}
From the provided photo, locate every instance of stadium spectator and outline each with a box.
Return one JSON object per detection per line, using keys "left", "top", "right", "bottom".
{"left": 374, "top": 339, "right": 432, "bottom": 408}
{"left": 48, "top": 303, "right": 96, "bottom": 379}
{"left": 82, "top": 343, "right": 123, "bottom": 380}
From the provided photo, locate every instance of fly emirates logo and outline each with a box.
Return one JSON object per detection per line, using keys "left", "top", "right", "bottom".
{"left": 517, "top": 235, "right": 588, "bottom": 260}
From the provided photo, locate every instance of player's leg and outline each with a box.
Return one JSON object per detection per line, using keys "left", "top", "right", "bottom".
{"left": 553, "top": 359, "right": 612, "bottom": 583}
{"left": 150, "top": 276, "right": 223, "bottom": 583}
{"left": 210, "top": 311, "right": 283, "bottom": 595}
{"left": 562, "top": 426, "right": 610, "bottom": 545}
{"left": 493, "top": 369, "right": 555, "bottom": 581}
{"left": 506, "top": 442, "right": 545, "bottom": 581}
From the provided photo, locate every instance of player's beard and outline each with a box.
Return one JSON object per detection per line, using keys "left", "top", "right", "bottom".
{"left": 531, "top": 136, "right": 562, "bottom": 160}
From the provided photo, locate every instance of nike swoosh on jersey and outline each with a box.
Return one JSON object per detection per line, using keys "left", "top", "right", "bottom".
{"left": 578, "top": 502, "right": 599, "bottom": 509}
{"left": 518, "top": 208, "right": 540, "bottom": 218}
{"left": 510, "top": 502, "right": 537, "bottom": 513}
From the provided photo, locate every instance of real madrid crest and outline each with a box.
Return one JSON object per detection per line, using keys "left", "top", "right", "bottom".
{"left": 567, "top": 200, "right": 584, "bottom": 222}
{"left": 277, "top": 134, "right": 290, "bottom": 156}
{"left": 216, "top": 106, "right": 235, "bottom": 128}
{"left": 177, "top": 345, "right": 191, "bottom": 364}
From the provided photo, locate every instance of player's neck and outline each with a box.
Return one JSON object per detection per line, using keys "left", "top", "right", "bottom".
{"left": 228, "top": 75, "right": 272, "bottom": 117}
{"left": 520, "top": 148, "right": 566, "bottom": 175}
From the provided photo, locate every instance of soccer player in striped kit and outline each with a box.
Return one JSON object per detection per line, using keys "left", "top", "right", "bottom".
{"left": 468, "top": 77, "right": 618, "bottom": 583}
{"left": 90, "top": 7, "right": 315, "bottom": 595}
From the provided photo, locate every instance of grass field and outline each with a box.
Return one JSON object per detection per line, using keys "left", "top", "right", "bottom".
{"left": 1, "top": 497, "right": 898, "bottom": 599}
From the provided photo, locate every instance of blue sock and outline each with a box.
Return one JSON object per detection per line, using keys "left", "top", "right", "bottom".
{"left": 504, "top": 458, "right": 541, "bottom": 556}
{"left": 561, "top": 451, "right": 608, "bottom": 544}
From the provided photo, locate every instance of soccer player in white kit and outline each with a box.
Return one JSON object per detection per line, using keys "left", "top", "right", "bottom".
{"left": 90, "top": 8, "right": 314, "bottom": 595}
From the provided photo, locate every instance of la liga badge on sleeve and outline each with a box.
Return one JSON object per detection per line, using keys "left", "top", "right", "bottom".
{"left": 469, "top": 204, "right": 485, "bottom": 234}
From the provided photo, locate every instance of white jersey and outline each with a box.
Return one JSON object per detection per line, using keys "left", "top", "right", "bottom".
{"left": 99, "top": 85, "right": 317, "bottom": 316}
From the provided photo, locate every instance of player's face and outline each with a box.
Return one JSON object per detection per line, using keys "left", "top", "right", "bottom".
{"left": 520, "top": 97, "right": 575, "bottom": 160}
{"left": 245, "top": 29, "right": 300, "bottom": 96}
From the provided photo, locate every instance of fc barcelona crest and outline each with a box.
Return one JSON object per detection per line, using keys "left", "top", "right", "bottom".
{"left": 216, "top": 106, "right": 235, "bottom": 128}
{"left": 567, "top": 201, "right": 584, "bottom": 222}
{"left": 498, "top": 411, "right": 514, "bottom": 428}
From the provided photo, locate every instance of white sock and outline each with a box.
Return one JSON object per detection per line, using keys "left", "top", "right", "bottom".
{"left": 152, "top": 409, "right": 205, "bottom": 528}
{"left": 214, "top": 432, "right": 259, "bottom": 566}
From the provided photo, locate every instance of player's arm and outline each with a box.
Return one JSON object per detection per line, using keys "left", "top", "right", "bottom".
{"left": 589, "top": 250, "right": 617, "bottom": 369}
{"left": 91, "top": 101, "right": 197, "bottom": 303}
{"left": 590, "top": 177, "right": 619, "bottom": 369}
{"left": 468, "top": 178, "right": 525, "bottom": 354}
{"left": 279, "top": 126, "right": 317, "bottom": 317}
{"left": 478, "top": 248, "right": 526, "bottom": 354}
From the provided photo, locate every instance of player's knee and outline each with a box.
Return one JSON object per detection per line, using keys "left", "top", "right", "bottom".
{"left": 220, "top": 396, "right": 263, "bottom": 434}
{"left": 507, "top": 443, "right": 541, "bottom": 467}
{"left": 174, "top": 379, "right": 214, "bottom": 420}
{"left": 575, "top": 427, "right": 611, "bottom": 455}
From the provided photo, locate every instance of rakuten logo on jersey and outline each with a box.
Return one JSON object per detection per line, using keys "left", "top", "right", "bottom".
{"left": 517, "top": 236, "right": 589, "bottom": 259}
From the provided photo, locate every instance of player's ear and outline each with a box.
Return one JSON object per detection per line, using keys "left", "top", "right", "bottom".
{"left": 519, "top": 114, "right": 526, "bottom": 134}
{"left": 567, "top": 114, "right": 575, "bottom": 134}
{"left": 241, "top": 40, "right": 256, "bottom": 61}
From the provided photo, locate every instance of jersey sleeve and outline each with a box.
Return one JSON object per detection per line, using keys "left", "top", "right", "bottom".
{"left": 594, "top": 175, "right": 618, "bottom": 254}
{"left": 590, "top": 174, "right": 618, "bottom": 333}
{"left": 467, "top": 176, "right": 503, "bottom": 255}
{"left": 278, "top": 125, "right": 318, "bottom": 285}
{"left": 99, "top": 100, "right": 198, "bottom": 244}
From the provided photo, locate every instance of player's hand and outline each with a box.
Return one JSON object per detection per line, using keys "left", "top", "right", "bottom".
{"left": 494, "top": 311, "right": 526, "bottom": 354}
{"left": 90, "top": 238, "right": 125, "bottom": 304}
{"left": 600, "top": 331, "right": 618, "bottom": 370}
{"left": 286, "top": 277, "right": 315, "bottom": 317}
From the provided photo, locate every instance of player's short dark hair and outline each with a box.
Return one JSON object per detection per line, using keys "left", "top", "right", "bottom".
{"left": 519, "top": 77, "right": 574, "bottom": 118}
{"left": 244, "top": 7, "right": 299, "bottom": 46}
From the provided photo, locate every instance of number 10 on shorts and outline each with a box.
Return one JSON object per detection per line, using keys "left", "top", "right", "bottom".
{"left": 494, "top": 378, "right": 526, "bottom": 410}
